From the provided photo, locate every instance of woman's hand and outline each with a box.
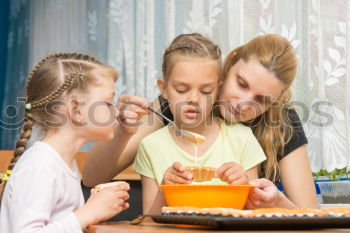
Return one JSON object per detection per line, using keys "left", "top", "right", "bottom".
{"left": 162, "top": 162, "right": 193, "bottom": 184}
{"left": 74, "top": 182, "right": 130, "bottom": 229}
{"left": 215, "top": 162, "right": 248, "bottom": 184}
{"left": 117, "top": 95, "right": 149, "bottom": 135}
{"left": 245, "top": 178, "right": 282, "bottom": 209}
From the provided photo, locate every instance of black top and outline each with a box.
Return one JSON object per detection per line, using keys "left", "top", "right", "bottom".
{"left": 278, "top": 108, "right": 308, "bottom": 160}
{"left": 158, "top": 95, "right": 308, "bottom": 161}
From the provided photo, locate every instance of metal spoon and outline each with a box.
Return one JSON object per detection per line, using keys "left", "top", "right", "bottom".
{"left": 148, "top": 107, "right": 206, "bottom": 145}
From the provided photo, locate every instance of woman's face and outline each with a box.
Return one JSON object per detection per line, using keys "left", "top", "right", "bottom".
{"left": 219, "top": 58, "right": 285, "bottom": 122}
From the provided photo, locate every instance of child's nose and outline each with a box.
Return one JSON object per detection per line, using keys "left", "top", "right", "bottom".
{"left": 188, "top": 91, "right": 200, "bottom": 103}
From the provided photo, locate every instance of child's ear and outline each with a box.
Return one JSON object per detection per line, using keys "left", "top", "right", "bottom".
{"left": 157, "top": 78, "right": 168, "bottom": 99}
{"left": 67, "top": 98, "right": 86, "bottom": 127}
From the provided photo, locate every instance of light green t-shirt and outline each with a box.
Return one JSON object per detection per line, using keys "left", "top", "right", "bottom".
{"left": 133, "top": 118, "right": 266, "bottom": 185}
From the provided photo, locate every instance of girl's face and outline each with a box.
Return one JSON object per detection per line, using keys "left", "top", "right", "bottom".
{"left": 80, "top": 75, "right": 116, "bottom": 141}
{"left": 219, "top": 58, "right": 285, "bottom": 122}
{"left": 159, "top": 57, "right": 220, "bottom": 130}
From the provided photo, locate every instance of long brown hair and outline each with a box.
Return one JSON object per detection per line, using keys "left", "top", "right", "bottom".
{"left": 223, "top": 34, "right": 297, "bottom": 183}
{"left": 0, "top": 53, "right": 117, "bottom": 199}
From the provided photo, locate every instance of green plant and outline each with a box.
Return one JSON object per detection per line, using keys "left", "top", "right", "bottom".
{"left": 313, "top": 168, "right": 350, "bottom": 181}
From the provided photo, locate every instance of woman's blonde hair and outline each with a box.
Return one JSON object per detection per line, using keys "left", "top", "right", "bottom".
{"left": 162, "top": 33, "right": 222, "bottom": 81}
{"left": 223, "top": 34, "right": 297, "bottom": 183}
{"left": 0, "top": 53, "right": 117, "bottom": 198}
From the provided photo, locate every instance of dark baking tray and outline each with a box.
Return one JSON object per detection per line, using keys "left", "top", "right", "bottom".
{"left": 148, "top": 215, "right": 350, "bottom": 230}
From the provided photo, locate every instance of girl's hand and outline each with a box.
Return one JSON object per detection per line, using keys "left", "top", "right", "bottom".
{"left": 162, "top": 162, "right": 193, "bottom": 184}
{"left": 215, "top": 162, "right": 248, "bottom": 184}
{"left": 245, "top": 178, "right": 282, "bottom": 209}
{"left": 117, "top": 95, "right": 149, "bottom": 135}
{"left": 74, "top": 182, "right": 130, "bottom": 229}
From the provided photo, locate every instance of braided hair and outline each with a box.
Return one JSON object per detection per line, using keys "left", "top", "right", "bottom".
{"left": 162, "top": 33, "right": 222, "bottom": 81}
{"left": 0, "top": 53, "right": 117, "bottom": 199}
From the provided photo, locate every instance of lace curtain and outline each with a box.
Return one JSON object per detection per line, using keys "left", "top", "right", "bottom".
{"left": 1, "top": 0, "right": 349, "bottom": 172}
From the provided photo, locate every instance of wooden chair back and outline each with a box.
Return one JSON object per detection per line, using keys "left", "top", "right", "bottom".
{"left": 0, "top": 151, "right": 139, "bottom": 180}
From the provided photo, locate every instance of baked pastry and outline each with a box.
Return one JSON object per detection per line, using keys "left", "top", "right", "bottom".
{"left": 161, "top": 206, "right": 350, "bottom": 218}
{"left": 185, "top": 166, "right": 215, "bottom": 182}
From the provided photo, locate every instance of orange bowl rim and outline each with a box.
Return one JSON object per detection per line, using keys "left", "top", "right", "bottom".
{"left": 159, "top": 184, "right": 255, "bottom": 188}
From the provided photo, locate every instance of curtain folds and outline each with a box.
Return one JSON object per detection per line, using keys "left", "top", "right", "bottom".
{"left": 1, "top": 0, "right": 349, "bottom": 172}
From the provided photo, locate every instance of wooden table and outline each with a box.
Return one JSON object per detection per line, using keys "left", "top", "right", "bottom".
{"left": 88, "top": 219, "right": 350, "bottom": 233}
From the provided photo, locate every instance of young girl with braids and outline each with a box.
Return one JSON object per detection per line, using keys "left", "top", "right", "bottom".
{"left": 0, "top": 53, "right": 130, "bottom": 233}
{"left": 132, "top": 33, "right": 266, "bottom": 214}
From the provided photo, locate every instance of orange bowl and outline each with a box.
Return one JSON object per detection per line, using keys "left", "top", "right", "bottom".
{"left": 160, "top": 184, "right": 254, "bottom": 209}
